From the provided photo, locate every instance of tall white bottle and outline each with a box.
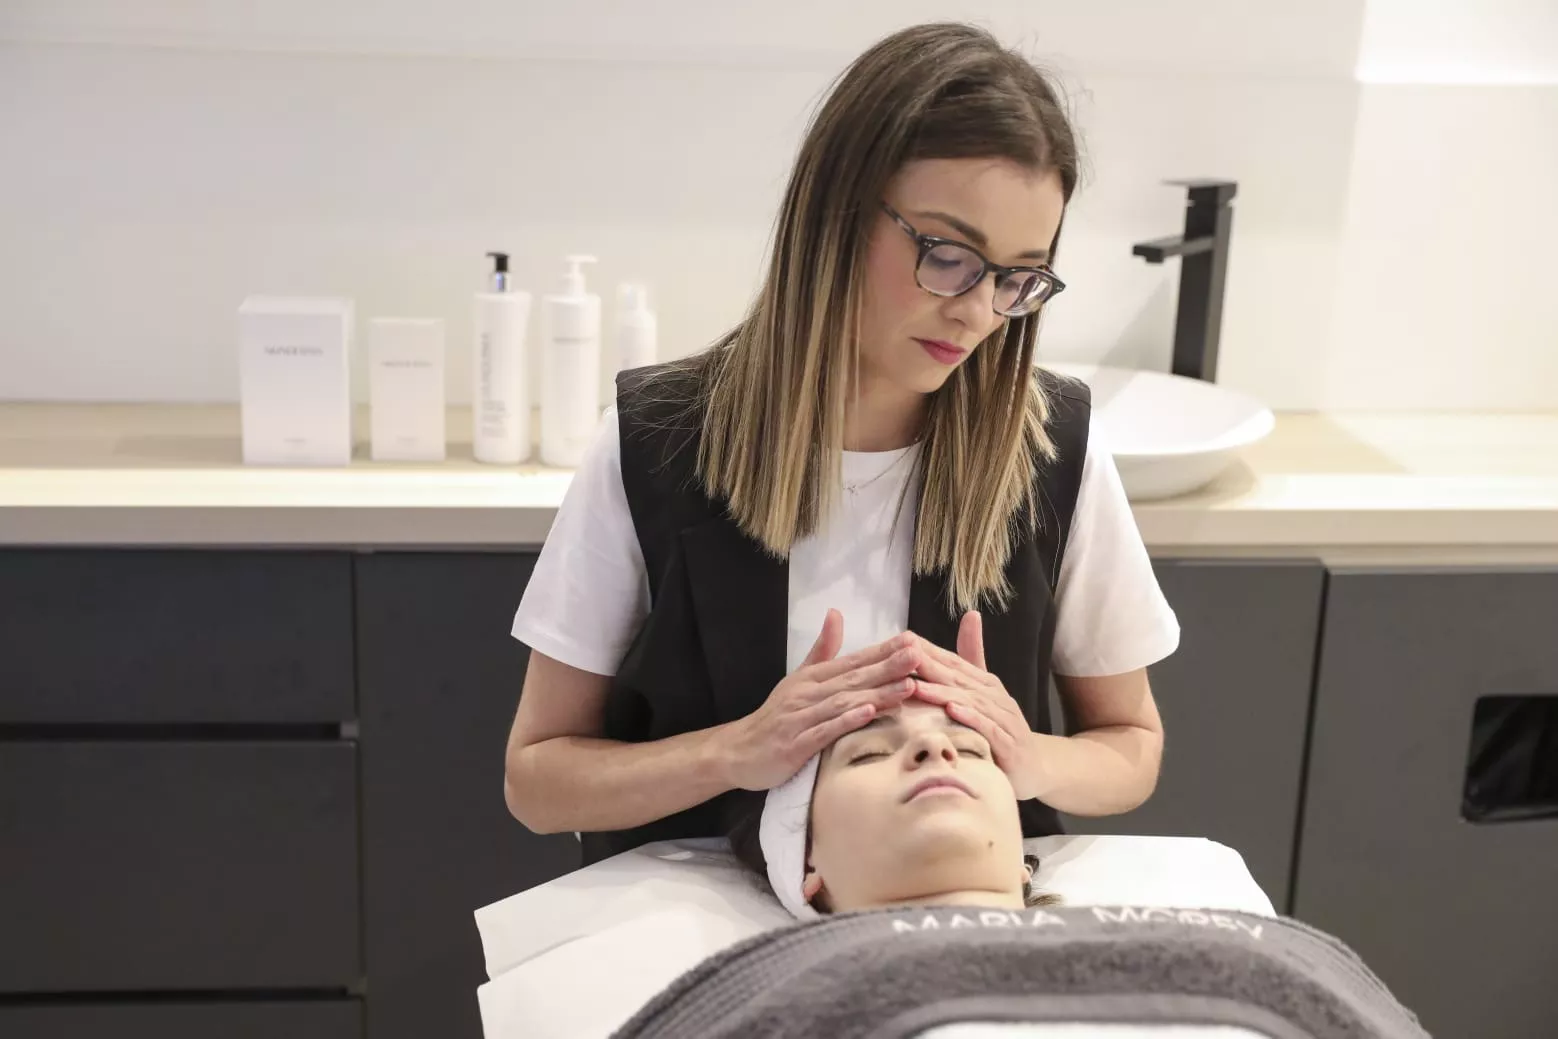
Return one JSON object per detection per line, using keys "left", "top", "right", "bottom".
{"left": 540, "top": 254, "right": 602, "bottom": 468}
{"left": 614, "top": 282, "right": 658, "bottom": 373}
{"left": 599, "top": 283, "right": 657, "bottom": 407}
{"left": 472, "top": 251, "right": 533, "bottom": 465}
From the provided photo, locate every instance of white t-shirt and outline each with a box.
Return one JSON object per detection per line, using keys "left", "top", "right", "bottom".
{"left": 512, "top": 407, "right": 1179, "bottom": 681}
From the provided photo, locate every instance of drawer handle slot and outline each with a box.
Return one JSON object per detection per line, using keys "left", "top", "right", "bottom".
{"left": 1463, "top": 695, "right": 1558, "bottom": 823}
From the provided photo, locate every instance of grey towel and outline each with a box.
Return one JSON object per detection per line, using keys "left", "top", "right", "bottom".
{"left": 610, "top": 905, "right": 1431, "bottom": 1039}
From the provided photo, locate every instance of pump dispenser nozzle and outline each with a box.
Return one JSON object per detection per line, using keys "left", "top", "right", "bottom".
{"left": 559, "top": 254, "right": 598, "bottom": 297}
{"left": 486, "top": 251, "right": 511, "bottom": 293}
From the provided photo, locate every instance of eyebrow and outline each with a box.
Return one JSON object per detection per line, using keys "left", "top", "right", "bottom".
{"left": 912, "top": 209, "right": 1050, "bottom": 263}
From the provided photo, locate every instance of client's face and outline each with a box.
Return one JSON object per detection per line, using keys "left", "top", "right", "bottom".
{"left": 804, "top": 699, "right": 1027, "bottom": 912}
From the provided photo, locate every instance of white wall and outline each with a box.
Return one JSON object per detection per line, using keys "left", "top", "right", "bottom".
{"left": 1323, "top": 0, "right": 1558, "bottom": 410}
{"left": 0, "top": 1, "right": 1551, "bottom": 411}
{"left": 1323, "top": 82, "right": 1558, "bottom": 411}
{"left": 1357, "top": 0, "right": 1558, "bottom": 84}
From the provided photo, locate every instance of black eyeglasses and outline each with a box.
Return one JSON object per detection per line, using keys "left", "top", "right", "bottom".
{"left": 882, "top": 202, "right": 1065, "bottom": 318}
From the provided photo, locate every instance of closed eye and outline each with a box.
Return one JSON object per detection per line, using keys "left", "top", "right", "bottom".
{"left": 924, "top": 251, "right": 968, "bottom": 271}
{"left": 956, "top": 745, "right": 988, "bottom": 759}
{"left": 848, "top": 751, "right": 889, "bottom": 765}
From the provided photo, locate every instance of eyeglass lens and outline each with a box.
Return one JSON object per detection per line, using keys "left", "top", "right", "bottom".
{"left": 917, "top": 242, "right": 1053, "bottom": 316}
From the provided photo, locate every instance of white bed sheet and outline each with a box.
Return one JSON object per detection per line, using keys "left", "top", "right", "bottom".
{"left": 475, "top": 834, "right": 1278, "bottom": 1039}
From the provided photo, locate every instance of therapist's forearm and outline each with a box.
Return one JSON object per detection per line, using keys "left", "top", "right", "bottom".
{"left": 1024, "top": 726, "right": 1163, "bottom": 817}
{"left": 505, "top": 725, "right": 737, "bottom": 835}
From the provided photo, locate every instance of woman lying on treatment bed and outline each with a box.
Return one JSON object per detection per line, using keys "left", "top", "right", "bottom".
{"left": 604, "top": 699, "right": 1430, "bottom": 1039}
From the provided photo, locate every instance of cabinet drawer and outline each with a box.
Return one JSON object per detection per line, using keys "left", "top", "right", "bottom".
{"left": 0, "top": 741, "right": 361, "bottom": 993}
{"left": 0, "top": 550, "right": 354, "bottom": 724}
{"left": 0, "top": 1000, "right": 361, "bottom": 1039}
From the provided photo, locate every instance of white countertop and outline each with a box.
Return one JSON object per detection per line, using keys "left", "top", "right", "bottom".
{"left": 2, "top": 403, "right": 1556, "bottom": 564}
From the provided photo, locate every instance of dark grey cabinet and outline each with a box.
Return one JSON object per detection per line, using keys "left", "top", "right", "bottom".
{"left": 0, "top": 1001, "right": 362, "bottom": 1039}
{"left": 0, "top": 548, "right": 364, "bottom": 1037}
{"left": 0, "top": 547, "right": 576, "bottom": 1039}
{"left": 1061, "top": 558, "right": 1326, "bottom": 912}
{"left": 0, "top": 741, "right": 360, "bottom": 993}
{"left": 355, "top": 552, "right": 582, "bottom": 1039}
{"left": 0, "top": 550, "right": 355, "bottom": 724}
{"left": 1293, "top": 568, "right": 1558, "bottom": 1039}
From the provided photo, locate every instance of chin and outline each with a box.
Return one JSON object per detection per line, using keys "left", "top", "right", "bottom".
{"left": 899, "top": 810, "right": 989, "bottom": 853}
{"left": 888, "top": 839, "right": 1004, "bottom": 902}
{"left": 896, "top": 363, "right": 956, "bottom": 397}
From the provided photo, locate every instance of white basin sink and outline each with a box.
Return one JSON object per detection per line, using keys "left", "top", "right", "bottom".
{"left": 1042, "top": 363, "right": 1275, "bottom": 501}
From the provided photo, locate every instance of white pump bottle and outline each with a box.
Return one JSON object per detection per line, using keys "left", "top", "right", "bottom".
{"left": 539, "top": 254, "right": 602, "bottom": 468}
{"left": 472, "top": 250, "right": 532, "bottom": 465}
{"left": 600, "top": 282, "right": 658, "bottom": 407}
{"left": 614, "top": 283, "right": 658, "bottom": 373}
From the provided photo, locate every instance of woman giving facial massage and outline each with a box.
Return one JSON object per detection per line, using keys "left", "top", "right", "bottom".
{"left": 505, "top": 19, "right": 1181, "bottom": 869}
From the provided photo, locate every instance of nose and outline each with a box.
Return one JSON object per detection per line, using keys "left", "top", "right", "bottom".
{"left": 905, "top": 728, "right": 959, "bottom": 768}
{"left": 940, "top": 272, "right": 1002, "bottom": 337}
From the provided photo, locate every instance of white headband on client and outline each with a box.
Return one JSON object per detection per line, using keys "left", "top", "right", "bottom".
{"left": 758, "top": 753, "right": 822, "bottom": 919}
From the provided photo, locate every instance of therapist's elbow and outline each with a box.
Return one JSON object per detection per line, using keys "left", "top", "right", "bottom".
{"left": 1128, "top": 727, "right": 1166, "bottom": 810}
{"left": 504, "top": 745, "right": 566, "bottom": 835}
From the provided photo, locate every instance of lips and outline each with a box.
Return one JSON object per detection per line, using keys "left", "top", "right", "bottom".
{"left": 915, "top": 338, "right": 968, "bottom": 365}
{"left": 904, "top": 774, "right": 975, "bottom": 802}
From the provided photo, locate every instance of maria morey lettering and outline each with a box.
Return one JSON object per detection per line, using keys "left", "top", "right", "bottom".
{"left": 890, "top": 906, "right": 1263, "bottom": 940}
{"left": 264, "top": 344, "right": 325, "bottom": 357}
{"left": 892, "top": 909, "right": 1068, "bottom": 933}
{"left": 1090, "top": 906, "right": 1262, "bottom": 938}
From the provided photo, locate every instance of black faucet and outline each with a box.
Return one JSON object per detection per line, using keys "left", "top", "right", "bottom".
{"left": 1131, "top": 179, "right": 1237, "bottom": 383}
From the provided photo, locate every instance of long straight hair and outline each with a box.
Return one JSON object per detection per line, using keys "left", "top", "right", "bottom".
{"left": 689, "top": 23, "right": 1080, "bottom": 614}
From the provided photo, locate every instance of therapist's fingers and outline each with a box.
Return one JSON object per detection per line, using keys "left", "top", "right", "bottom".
{"left": 800, "top": 608, "right": 845, "bottom": 669}
{"left": 793, "top": 679, "right": 914, "bottom": 735}
{"left": 911, "top": 634, "right": 996, "bottom": 687}
{"left": 911, "top": 650, "right": 983, "bottom": 691}
{"left": 911, "top": 679, "right": 1013, "bottom": 728}
{"left": 797, "top": 704, "right": 880, "bottom": 759}
{"left": 804, "top": 631, "right": 915, "bottom": 685}
{"left": 957, "top": 611, "right": 987, "bottom": 670}
{"left": 944, "top": 700, "right": 1019, "bottom": 762}
{"left": 918, "top": 676, "right": 1025, "bottom": 724}
{"left": 907, "top": 678, "right": 958, "bottom": 707}
{"left": 798, "top": 702, "right": 881, "bottom": 756}
{"left": 811, "top": 646, "right": 921, "bottom": 700}
{"left": 914, "top": 681, "right": 1015, "bottom": 745}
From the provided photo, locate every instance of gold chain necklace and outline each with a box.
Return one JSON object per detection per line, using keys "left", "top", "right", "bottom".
{"left": 843, "top": 447, "right": 914, "bottom": 497}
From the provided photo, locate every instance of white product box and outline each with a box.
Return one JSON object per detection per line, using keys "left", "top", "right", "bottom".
{"left": 369, "top": 317, "right": 446, "bottom": 462}
{"left": 238, "top": 296, "right": 354, "bottom": 466}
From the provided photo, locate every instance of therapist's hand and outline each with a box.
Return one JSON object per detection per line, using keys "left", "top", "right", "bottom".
{"left": 718, "top": 609, "right": 920, "bottom": 792}
{"left": 909, "top": 611, "right": 1051, "bottom": 801}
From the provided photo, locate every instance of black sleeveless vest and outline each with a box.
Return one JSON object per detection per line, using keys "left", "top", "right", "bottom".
{"left": 580, "top": 360, "right": 1092, "bottom": 865}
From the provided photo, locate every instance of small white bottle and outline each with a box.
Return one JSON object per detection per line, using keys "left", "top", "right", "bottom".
{"left": 472, "top": 251, "right": 533, "bottom": 465}
{"left": 539, "top": 254, "right": 602, "bottom": 468}
{"left": 368, "top": 317, "right": 445, "bottom": 462}
{"left": 613, "top": 282, "right": 658, "bottom": 375}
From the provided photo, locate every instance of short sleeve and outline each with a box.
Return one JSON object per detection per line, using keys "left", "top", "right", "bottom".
{"left": 1049, "top": 417, "right": 1181, "bottom": 677}
{"left": 511, "top": 407, "right": 650, "bottom": 676}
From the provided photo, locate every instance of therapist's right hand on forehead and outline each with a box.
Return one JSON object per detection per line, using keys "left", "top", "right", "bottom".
{"left": 715, "top": 609, "right": 923, "bottom": 791}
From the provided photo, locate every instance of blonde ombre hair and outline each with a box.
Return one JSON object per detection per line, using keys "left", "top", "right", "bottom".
{"left": 682, "top": 23, "right": 1080, "bottom": 615}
